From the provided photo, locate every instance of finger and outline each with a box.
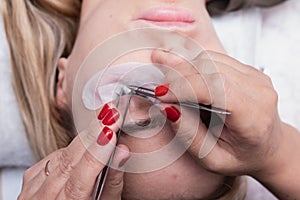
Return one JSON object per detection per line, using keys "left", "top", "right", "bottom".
{"left": 151, "top": 50, "right": 246, "bottom": 108}
{"left": 193, "top": 50, "right": 260, "bottom": 75}
{"left": 20, "top": 160, "right": 52, "bottom": 197}
{"left": 43, "top": 103, "right": 122, "bottom": 197}
{"left": 151, "top": 49, "right": 185, "bottom": 71}
{"left": 158, "top": 103, "right": 210, "bottom": 156}
{"left": 47, "top": 127, "right": 119, "bottom": 199}
{"left": 60, "top": 105, "right": 122, "bottom": 198}
{"left": 20, "top": 103, "right": 123, "bottom": 199}
{"left": 62, "top": 103, "right": 122, "bottom": 173}
{"left": 152, "top": 49, "right": 204, "bottom": 83}
{"left": 198, "top": 127, "right": 244, "bottom": 175}
{"left": 159, "top": 103, "right": 232, "bottom": 165}
{"left": 24, "top": 136, "right": 91, "bottom": 196}
{"left": 155, "top": 60, "right": 256, "bottom": 112}
{"left": 160, "top": 58, "right": 275, "bottom": 132}
{"left": 55, "top": 103, "right": 121, "bottom": 168}
{"left": 153, "top": 49, "right": 266, "bottom": 91}
{"left": 192, "top": 51, "right": 268, "bottom": 89}
{"left": 27, "top": 135, "right": 94, "bottom": 181}
{"left": 70, "top": 103, "right": 120, "bottom": 156}
{"left": 22, "top": 150, "right": 61, "bottom": 185}
{"left": 61, "top": 134, "right": 118, "bottom": 199}
{"left": 153, "top": 49, "right": 264, "bottom": 82}
{"left": 23, "top": 160, "right": 55, "bottom": 195}
{"left": 152, "top": 49, "right": 248, "bottom": 76}
{"left": 155, "top": 73, "right": 212, "bottom": 105}
{"left": 24, "top": 128, "right": 97, "bottom": 185}
{"left": 101, "top": 144, "right": 130, "bottom": 200}
{"left": 34, "top": 134, "right": 97, "bottom": 190}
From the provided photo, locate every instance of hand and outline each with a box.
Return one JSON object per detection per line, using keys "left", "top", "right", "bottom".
{"left": 151, "top": 50, "right": 284, "bottom": 177}
{"left": 18, "top": 104, "right": 130, "bottom": 200}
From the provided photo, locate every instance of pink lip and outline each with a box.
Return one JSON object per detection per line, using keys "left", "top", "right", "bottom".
{"left": 137, "top": 7, "right": 195, "bottom": 27}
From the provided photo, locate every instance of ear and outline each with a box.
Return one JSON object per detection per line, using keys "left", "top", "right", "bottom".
{"left": 56, "top": 58, "right": 69, "bottom": 107}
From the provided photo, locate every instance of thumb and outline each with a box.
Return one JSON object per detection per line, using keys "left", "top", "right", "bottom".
{"left": 101, "top": 144, "right": 130, "bottom": 200}
{"left": 151, "top": 49, "right": 184, "bottom": 69}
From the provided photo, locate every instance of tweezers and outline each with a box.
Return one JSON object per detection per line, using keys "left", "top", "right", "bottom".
{"left": 127, "top": 85, "right": 231, "bottom": 115}
{"left": 93, "top": 90, "right": 132, "bottom": 200}
{"left": 93, "top": 84, "right": 229, "bottom": 199}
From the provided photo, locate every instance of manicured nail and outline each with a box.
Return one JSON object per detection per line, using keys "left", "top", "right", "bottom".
{"left": 102, "top": 108, "right": 120, "bottom": 126}
{"left": 118, "top": 157, "right": 130, "bottom": 168}
{"left": 98, "top": 104, "right": 111, "bottom": 120}
{"left": 161, "top": 106, "right": 181, "bottom": 122}
{"left": 97, "top": 126, "right": 113, "bottom": 146}
{"left": 155, "top": 84, "right": 169, "bottom": 97}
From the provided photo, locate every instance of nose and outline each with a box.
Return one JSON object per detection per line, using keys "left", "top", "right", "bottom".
{"left": 127, "top": 95, "right": 153, "bottom": 124}
{"left": 118, "top": 94, "right": 166, "bottom": 137}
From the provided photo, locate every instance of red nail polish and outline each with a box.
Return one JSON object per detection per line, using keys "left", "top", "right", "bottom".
{"left": 98, "top": 104, "right": 111, "bottom": 120}
{"left": 97, "top": 127, "right": 113, "bottom": 146}
{"left": 102, "top": 108, "right": 120, "bottom": 126}
{"left": 155, "top": 84, "right": 169, "bottom": 97}
{"left": 162, "top": 106, "right": 181, "bottom": 122}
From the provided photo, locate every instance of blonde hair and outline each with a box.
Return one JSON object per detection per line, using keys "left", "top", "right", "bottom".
{"left": 1, "top": 1, "right": 247, "bottom": 199}
{"left": 0, "top": 0, "right": 81, "bottom": 159}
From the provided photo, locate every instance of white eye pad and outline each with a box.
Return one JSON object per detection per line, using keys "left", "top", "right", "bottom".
{"left": 82, "top": 62, "right": 165, "bottom": 110}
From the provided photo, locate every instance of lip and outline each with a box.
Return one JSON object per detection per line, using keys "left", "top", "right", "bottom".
{"left": 136, "top": 7, "right": 196, "bottom": 28}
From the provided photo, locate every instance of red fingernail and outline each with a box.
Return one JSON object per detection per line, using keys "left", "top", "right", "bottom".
{"left": 102, "top": 108, "right": 120, "bottom": 126}
{"left": 155, "top": 84, "right": 169, "bottom": 97}
{"left": 97, "top": 127, "right": 113, "bottom": 146}
{"left": 98, "top": 104, "right": 111, "bottom": 120}
{"left": 161, "top": 106, "right": 181, "bottom": 122}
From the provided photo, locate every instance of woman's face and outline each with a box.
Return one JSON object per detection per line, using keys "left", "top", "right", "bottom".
{"left": 59, "top": 0, "right": 227, "bottom": 199}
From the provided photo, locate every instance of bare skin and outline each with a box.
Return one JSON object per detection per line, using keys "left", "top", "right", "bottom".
{"left": 18, "top": 0, "right": 300, "bottom": 199}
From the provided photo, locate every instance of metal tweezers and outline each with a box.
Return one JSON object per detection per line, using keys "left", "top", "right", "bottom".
{"left": 93, "top": 84, "right": 230, "bottom": 199}
{"left": 127, "top": 85, "right": 231, "bottom": 115}
{"left": 93, "top": 89, "right": 132, "bottom": 200}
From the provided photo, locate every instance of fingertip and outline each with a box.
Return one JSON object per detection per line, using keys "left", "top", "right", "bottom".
{"left": 151, "top": 49, "right": 183, "bottom": 67}
{"left": 98, "top": 103, "right": 122, "bottom": 126}
{"left": 151, "top": 49, "right": 168, "bottom": 64}
{"left": 160, "top": 105, "right": 181, "bottom": 123}
{"left": 112, "top": 144, "right": 131, "bottom": 169}
{"left": 97, "top": 126, "right": 115, "bottom": 146}
{"left": 95, "top": 103, "right": 123, "bottom": 139}
{"left": 154, "top": 84, "right": 169, "bottom": 97}
{"left": 116, "top": 144, "right": 130, "bottom": 154}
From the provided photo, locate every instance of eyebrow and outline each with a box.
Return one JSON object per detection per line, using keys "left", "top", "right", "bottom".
{"left": 121, "top": 113, "right": 166, "bottom": 133}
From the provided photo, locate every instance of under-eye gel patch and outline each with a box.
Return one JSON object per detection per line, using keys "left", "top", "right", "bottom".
{"left": 82, "top": 62, "right": 165, "bottom": 110}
